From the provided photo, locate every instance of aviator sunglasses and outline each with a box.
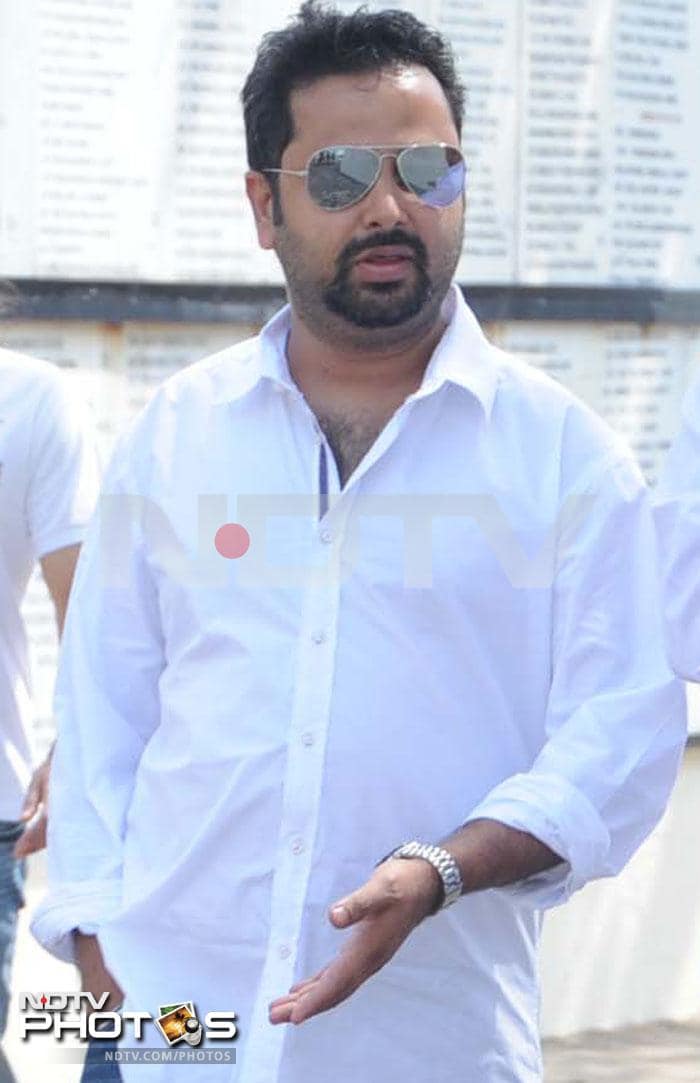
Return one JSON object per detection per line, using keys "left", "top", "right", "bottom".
{"left": 263, "top": 143, "right": 466, "bottom": 211}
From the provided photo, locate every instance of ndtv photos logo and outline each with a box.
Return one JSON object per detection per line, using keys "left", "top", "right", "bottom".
{"left": 19, "top": 992, "right": 238, "bottom": 1046}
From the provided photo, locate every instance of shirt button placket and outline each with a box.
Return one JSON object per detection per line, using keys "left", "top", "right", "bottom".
{"left": 242, "top": 512, "right": 344, "bottom": 1083}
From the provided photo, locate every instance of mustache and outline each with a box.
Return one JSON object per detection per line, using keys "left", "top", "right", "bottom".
{"left": 333, "top": 229, "right": 428, "bottom": 277}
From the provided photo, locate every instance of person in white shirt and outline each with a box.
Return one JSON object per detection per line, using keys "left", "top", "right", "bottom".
{"left": 654, "top": 369, "right": 700, "bottom": 680}
{"left": 33, "top": 4, "right": 686, "bottom": 1082}
{"left": 0, "top": 348, "right": 98, "bottom": 1083}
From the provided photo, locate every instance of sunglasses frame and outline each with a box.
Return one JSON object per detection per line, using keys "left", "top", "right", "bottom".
{"left": 263, "top": 142, "right": 464, "bottom": 211}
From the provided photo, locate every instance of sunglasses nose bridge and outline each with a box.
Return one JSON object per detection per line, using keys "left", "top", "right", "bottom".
{"left": 365, "top": 151, "right": 406, "bottom": 201}
{"left": 355, "top": 154, "right": 410, "bottom": 226}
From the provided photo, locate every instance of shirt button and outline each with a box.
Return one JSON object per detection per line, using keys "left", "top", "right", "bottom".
{"left": 301, "top": 732, "right": 314, "bottom": 747}
{"left": 312, "top": 631, "right": 326, "bottom": 645}
{"left": 278, "top": 944, "right": 291, "bottom": 960}
{"left": 320, "top": 529, "right": 333, "bottom": 544}
{"left": 291, "top": 838, "right": 304, "bottom": 855}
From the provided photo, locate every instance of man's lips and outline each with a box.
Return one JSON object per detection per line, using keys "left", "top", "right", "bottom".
{"left": 353, "top": 245, "right": 416, "bottom": 281}
{"left": 354, "top": 244, "right": 415, "bottom": 265}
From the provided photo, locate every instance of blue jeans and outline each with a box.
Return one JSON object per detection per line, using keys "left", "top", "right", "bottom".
{"left": 0, "top": 820, "right": 25, "bottom": 1083}
{"left": 80, "top": 1038, "right": 123, "bottom": 1082}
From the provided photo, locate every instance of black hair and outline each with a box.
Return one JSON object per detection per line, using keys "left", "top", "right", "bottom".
{"left": 242, "top": 0, "right": 465, "bottom": 179}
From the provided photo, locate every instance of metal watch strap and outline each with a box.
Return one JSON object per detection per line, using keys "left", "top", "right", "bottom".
{"left": 378, "top": 840, "right": 463, "bottom": 912}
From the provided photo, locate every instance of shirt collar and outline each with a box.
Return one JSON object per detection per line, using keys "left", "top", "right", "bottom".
{"left": 212, "top": 284, "right": 498, "bottom": 419}
{"left": 210, "top": 304, "right": 296, "bottom": 405}
{"left": 408, "top": 285, "right": 499, "bottom": 418}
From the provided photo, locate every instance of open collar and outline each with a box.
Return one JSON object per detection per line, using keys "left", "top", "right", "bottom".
{"left": 212, "top": 284, "right": 499, "bottom": 420}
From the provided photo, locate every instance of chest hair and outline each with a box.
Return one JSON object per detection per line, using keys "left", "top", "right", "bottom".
{"left": 316, "top": 409, "right": 389, "bottom": 487}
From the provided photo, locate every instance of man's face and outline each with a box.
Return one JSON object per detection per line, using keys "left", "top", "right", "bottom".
{"left": 248, "top": 65, "right": 465, "bottom": 349}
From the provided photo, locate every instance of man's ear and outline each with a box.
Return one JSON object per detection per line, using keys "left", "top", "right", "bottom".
{"left": 246, "top": 171, "right": 277, "bottom": 249}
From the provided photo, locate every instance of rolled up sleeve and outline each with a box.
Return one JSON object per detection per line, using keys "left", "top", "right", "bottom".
{"left": 31, "top": 445, "right": 165, "bottom": 961}
{"left": 465, "top": 449, "right": 687, "bottom": 908}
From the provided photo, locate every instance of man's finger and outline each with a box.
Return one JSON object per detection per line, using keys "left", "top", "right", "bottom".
{"left": 288, "top": 958, "right": 362, "bottom": 1023}
{"left": 288, "top": 972, "right": 324, "bottom": 995}
{"left": 271, "top": 939, "right": 375, "bottom": 1025}
{"left": 268, "top": 993, "right": 300, "bottom": 1024}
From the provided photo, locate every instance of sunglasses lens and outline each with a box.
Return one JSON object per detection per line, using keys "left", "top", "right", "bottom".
{"left": 307, "top": 147, "right": 379, "bottom": 209}
{"left": 399, "top": 145, "right": 465, "bottom": 207}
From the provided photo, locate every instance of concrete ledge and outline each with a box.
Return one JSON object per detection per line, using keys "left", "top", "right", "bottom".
{"left": 2, "top": 279, "right": 700, "bottom": 325}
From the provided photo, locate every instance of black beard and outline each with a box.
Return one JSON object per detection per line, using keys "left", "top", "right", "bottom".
{"left": 322, "top": 229, "right": 432, "bottom": 329}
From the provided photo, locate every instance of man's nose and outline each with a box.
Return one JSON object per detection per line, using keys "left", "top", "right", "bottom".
{"left": 358, "top": 156, "right": 409, "bottom": 230}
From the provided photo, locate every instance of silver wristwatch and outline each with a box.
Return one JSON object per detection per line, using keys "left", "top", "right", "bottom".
{"left": 379, "top": 840, "right": 463, "bottom": 912}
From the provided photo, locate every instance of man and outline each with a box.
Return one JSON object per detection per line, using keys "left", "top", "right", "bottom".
{"left": 33, "top": 4, "right": 686, "bottom": 1082}
{"left": 0, "top": 347, "right": 98, "bottom": 1083}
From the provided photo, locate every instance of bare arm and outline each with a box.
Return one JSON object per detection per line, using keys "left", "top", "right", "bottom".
{"left": 74, "top": 932, "right": 124, "bottom": 1012}
{"left": 40, "top": 542, "right": 81, "bottom": 635}
{"left": 269, "top": 819, "right": 561, "bottom": 1025}
{"left": 441, "top": 817, "right": 561, "bottom": 893}
{"left": 14, "top": 543, "right": 81, "bottom": 858}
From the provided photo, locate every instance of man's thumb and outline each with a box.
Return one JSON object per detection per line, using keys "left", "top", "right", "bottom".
{"left": 329, "top": 887, "right": 374, "bottom": 927}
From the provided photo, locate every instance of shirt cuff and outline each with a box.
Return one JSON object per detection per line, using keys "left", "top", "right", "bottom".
{"left": 30, "top": 880, "right": 122, "bottom": 963}
{"left": 464, "top": 772, "right": 611, "bottom": 908}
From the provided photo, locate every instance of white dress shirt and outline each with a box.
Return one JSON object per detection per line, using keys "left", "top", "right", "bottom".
{"left": 655, "top": 368, "right": 700, "bottom": 680}
{"left": 0, "top": 350, "right": 99, "bottom": 820}
{"left": 33, "top": 287, "right": 686, "bottom": 1083}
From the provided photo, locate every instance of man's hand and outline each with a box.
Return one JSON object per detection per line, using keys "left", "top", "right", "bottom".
{"left": 75, "top": 933, "right": 124, "bottom": 1013}
{"left": 14, "top": 752, "right": 52, "bottom": 858}
{"left": 268, "top": 820, "right": 562, "bottom": 1027}
{"left": 268, "top": 857, "right": 441, "bottom": 1026}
